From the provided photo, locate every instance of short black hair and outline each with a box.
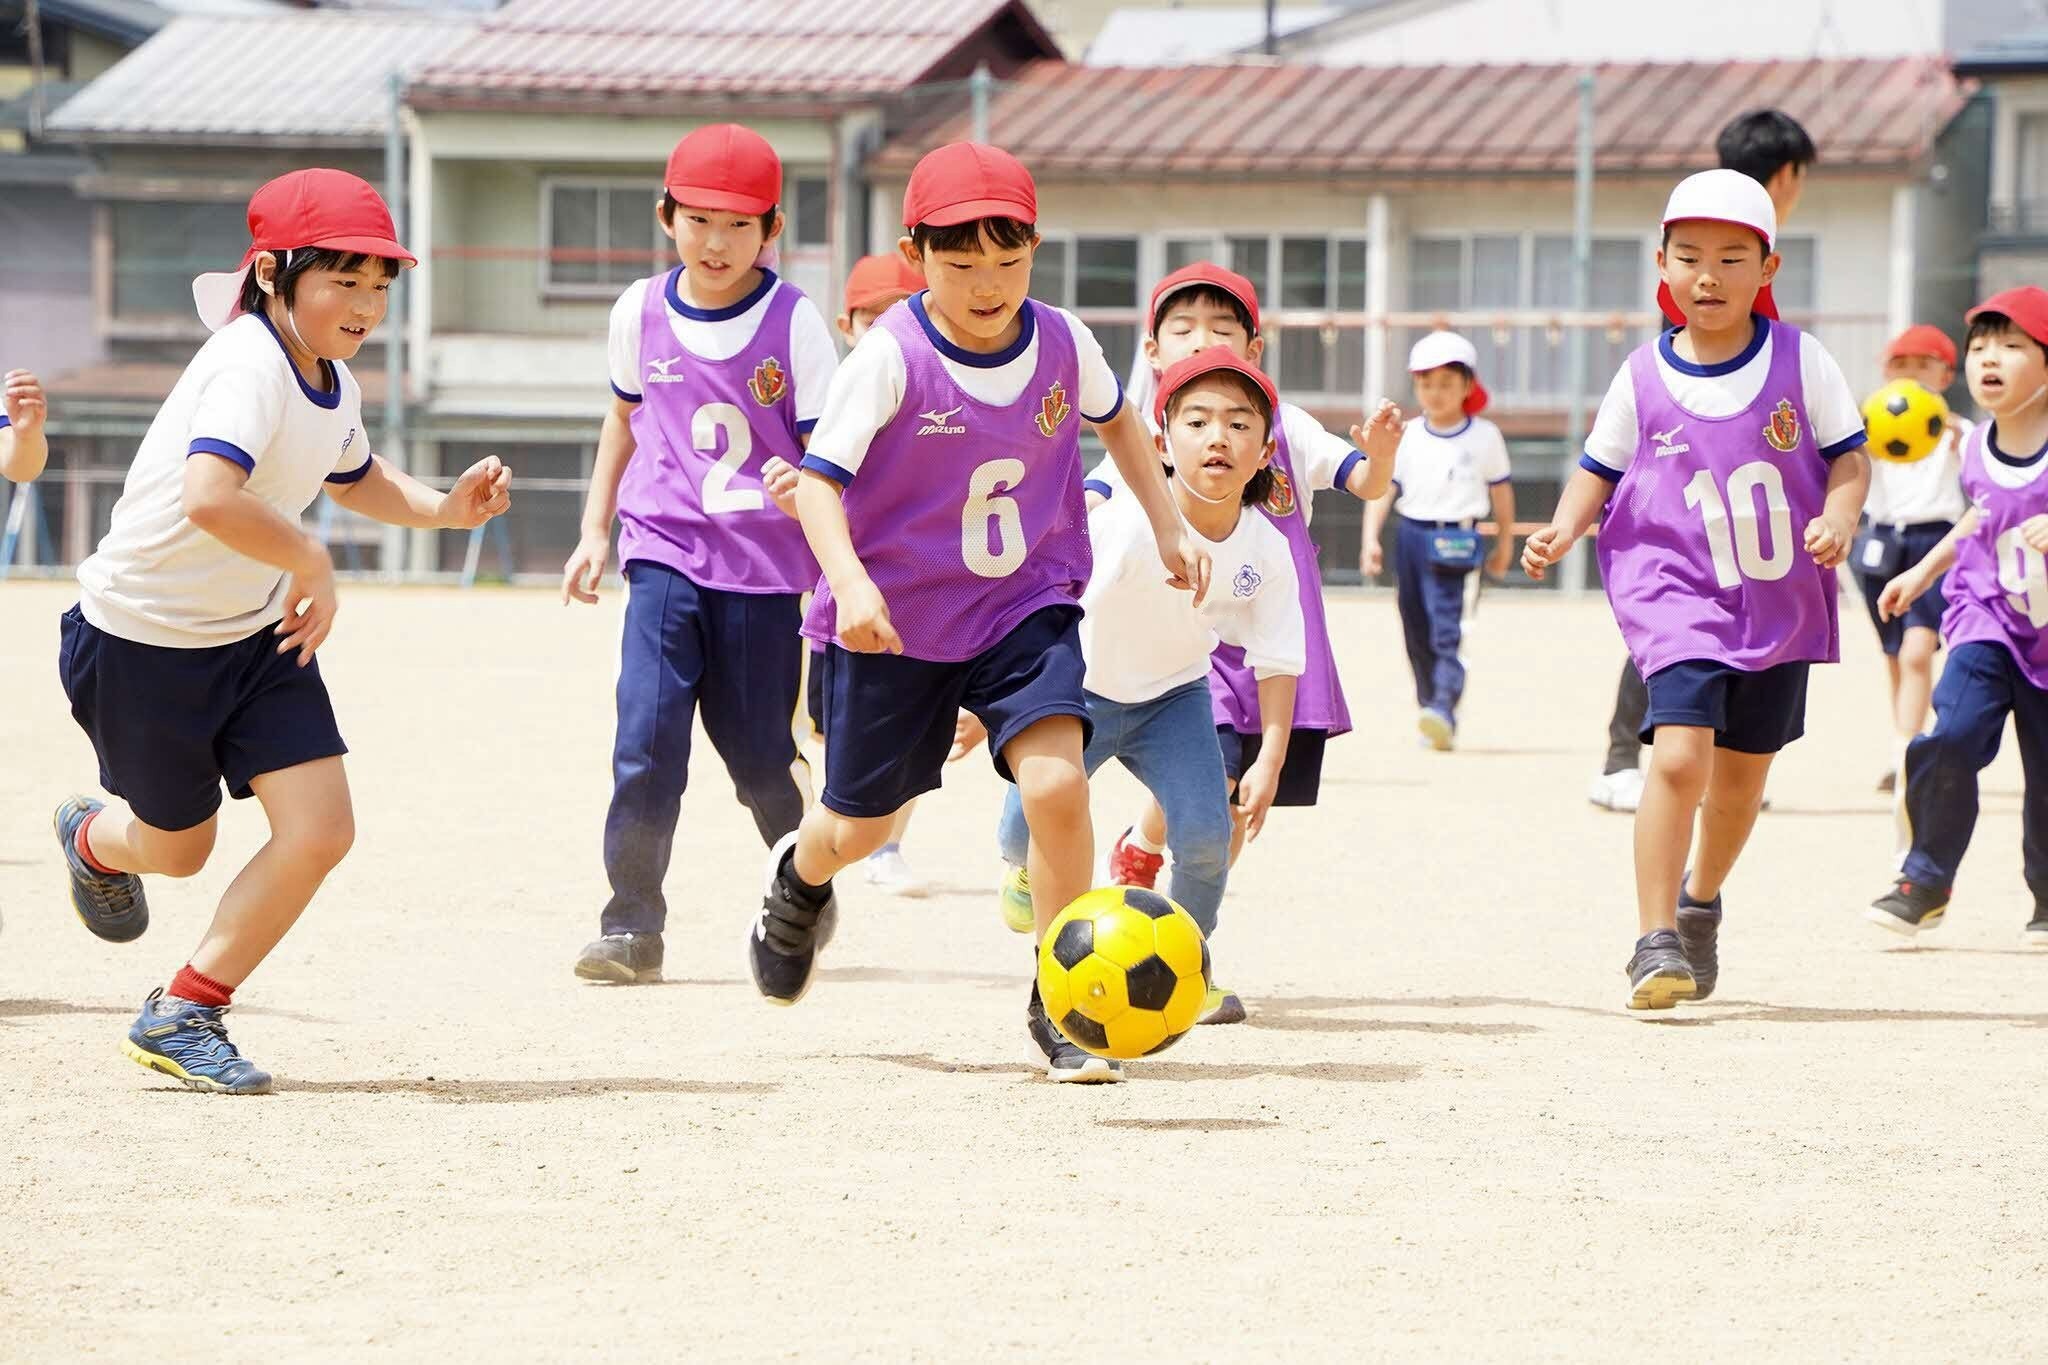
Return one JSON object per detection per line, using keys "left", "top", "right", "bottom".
{"left": 1966, "top": 311, "right": 2048, "bottom": 361}
{"left": 908, "top": 216, "right": 1036, "bottom": 257}
{"left": 1162, "top": 370, "right": 1277, "bottom": 507}
{"left": 1151, "top": 283, "right": 1256, "bottom": 338}
{"left": 236, "top": 248, "right": 401, "bottom": 317}
{"left": 1716, "top": 109, "right": 1817, "bottom": 187}
{"left": 658, "top": 191, "right": 778, "bottom": 236}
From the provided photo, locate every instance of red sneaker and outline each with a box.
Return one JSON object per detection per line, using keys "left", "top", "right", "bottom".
{"left": 1107, "top": 827, "right": 1163, "bottom": 889}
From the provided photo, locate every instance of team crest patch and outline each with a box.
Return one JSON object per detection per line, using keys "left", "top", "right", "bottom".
{"left": 1034, "top": 380, "right": 1071, "bottom": 438}
{"left": 1262, "top": 467, "right": 1296, "bottom": 518}
{"left": 748, "top": 357, "right": 787, "bottom": 406}
{"left": 1764, "top": 399, "right": 1800, "bottom": 453}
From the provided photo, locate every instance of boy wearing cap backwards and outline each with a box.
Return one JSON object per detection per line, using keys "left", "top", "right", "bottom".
{"left": 752, "top": 142, "right": 1208, "bottom": 1081}
{"left": 1867, "top": 287, "right": 2048, "bottom": 945}
{"left": 962, "top": 348, "right": 1306, "bottom": 1075}
{"left": 1524, "top": 169, "right": 1870, "bottom": 1011}
{"left": 1077, "top": 264, "right": 1400, "bottom": 984}
{"left": 1362, "top": 330, "right": 1513, "bottom": 751}
{"left": 1, "top": 368, "right": 50, "bottom": 483}
{"left": 56, "top": 169, "right": 512, "bottom": 1092}
{"left": 563, "top": 124, "right": 839, "bottom": 986}
{"left": 783, "top": 252, "right": 931, "bottom": 896}
{"left": 1857, "top": 325, "right": 1971, "bottom": 794}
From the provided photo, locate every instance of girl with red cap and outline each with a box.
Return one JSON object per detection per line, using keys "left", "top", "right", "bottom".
{"left": 54, "top": 169, "right": 513, "bottom": 1093}
{"left": 1868, "top": 287, "right": 2048, "bottom": 945}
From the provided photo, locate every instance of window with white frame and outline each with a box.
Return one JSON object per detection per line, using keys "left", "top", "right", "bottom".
{"left": 543, "top": 181, "right": 662, "bottom": 294}
{"left": 110, "top": 199, "right": 250, "bottom": 319}
{"left": 1771, "top": 235, "right": 1818, "bottom": 314}
{"left": 1030, "top": 234, "right": 1142, "bottom": 382}
{"left": 2017, "top": 113, "right": 2048, "bottom": 231}
{"left": 784, "top": 172, "right": 830, "bottom": 248}
{"left": 1226, "top": 234, "right": 1367, "bottom": 399}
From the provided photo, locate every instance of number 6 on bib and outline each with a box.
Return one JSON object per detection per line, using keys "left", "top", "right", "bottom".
{"left": 963, "top": 458, "right": 1027, "bottom": 578}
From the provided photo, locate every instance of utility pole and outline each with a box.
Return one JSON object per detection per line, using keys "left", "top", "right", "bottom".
{"left": 971, "top": 63, "right": 991, "bottom": 144}
{"left": 1562, "top": 69, "right": 1595, "bottom": 595}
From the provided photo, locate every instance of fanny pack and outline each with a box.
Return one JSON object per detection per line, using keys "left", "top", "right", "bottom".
{"left": 1852, "top": 523, "right": 1904, "bottom": 580}
{"left": 1426, "top": 527, "right": 1482, "bottom": 572}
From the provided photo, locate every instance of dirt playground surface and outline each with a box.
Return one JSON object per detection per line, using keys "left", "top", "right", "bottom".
{"left": 2, "top": 578, "right": 2043, "bottom": 1362}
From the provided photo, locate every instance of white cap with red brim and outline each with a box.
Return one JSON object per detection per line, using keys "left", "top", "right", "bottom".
{"left": 1661, "top": 168, "right": 1777, "bottom": 251}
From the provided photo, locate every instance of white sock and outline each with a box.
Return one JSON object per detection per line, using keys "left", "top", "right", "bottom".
{"left": 1130, "top": 828, "right": 1165, "bottom": 856}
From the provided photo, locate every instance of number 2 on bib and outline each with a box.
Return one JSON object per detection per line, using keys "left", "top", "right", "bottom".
{"left": 1996, "top": 528, "right": 2048, "bottom": 628}
{"left": 695, "top": 402, "right": 762, "bottom": 514}
{"left": 962, "top": 458, "right": 1028, "bottom": 578}
{"left": 1683, "top": 460, "right": 1795, "bottom": 588}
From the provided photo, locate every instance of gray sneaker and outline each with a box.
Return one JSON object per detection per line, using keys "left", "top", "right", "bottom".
{"left": 1625, "top": 929, "right": 1696, "bottom": 1011}
{"left": 54, "top": 796, "right": 148, "bottom": 943}
{"left": 575, "top": 932, "right": 663, "bottom": 984}
{"left": 1675, "top": 877, "right": 1722, "bottom": 1001}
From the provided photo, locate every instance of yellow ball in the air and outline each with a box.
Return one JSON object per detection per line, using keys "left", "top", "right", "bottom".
{"left": 1861, "top": 379, "right": 1950, "bottom": 464}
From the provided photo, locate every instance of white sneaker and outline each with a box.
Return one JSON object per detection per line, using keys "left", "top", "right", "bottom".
{"left": 1588, "top": 767, "right": 1645, "bottom": 812}
{"left": 863, "top": 845, "right": 927, "bottom": 898}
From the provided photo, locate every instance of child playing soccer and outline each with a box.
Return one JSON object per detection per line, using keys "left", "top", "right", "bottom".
{"left": 1855, "top": 325, "right": 1971, "bottom": 793}
{"left": 1523, "top": 169, "right": 1870, "bottom": 1010}
{"left": 786, "top": 252, "right": 930, "bottom": 895}
{"left": 562, "top": 124, "right": 838, "bottom": 986}
{"left": 1362, "top": 331, "right": 1514, "bottom": 751}
{"left": 964, "top": 348, "right": 1307, "bottom": 1072}
{"left": 1866, "top": 287, "right": 2048, "bottom": 944}
{"left": 1078, "top": 266, "right": 1399, "bottom": 1020}
{"left": 749, "top": 141, "right": 1207, "bottom": 1081}
{"left": 57, "top": 169, "right": 512, "bottom": 1091}
{"left": 2, "top": 369, "right": 50, "bottom": 483}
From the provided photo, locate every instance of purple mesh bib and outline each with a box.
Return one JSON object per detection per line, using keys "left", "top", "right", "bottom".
{"left": 1942, "top": 422, "right": 2048, "bottom": 690}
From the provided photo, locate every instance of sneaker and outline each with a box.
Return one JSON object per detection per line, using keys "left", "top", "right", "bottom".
{"left": 122, "top": 988, "right": 271, "bottom": 1095}
{"left": 2025, "top": 906, "right": 2048, "bottom": 948}
{"left": 998, "top": 865, "right": 1035, "bottom": 935}
{"left": 1588, "top": 767, "right": 1645, "bottom": 813}
{"left": 1027, "top": 985, "right": 1123, "bottom": 1083}
{"left": 53, "top": 796, "right": 148, "bottom": 943}
{"left": 1876, "top": 769, "right": 1897, "bottom": 794}
{"left": 1417, "top": 707, "right": 1455, "bottom": 751}
{"left": 1865, "top": 877, "right": 1949, "bottom": 937}
{"left": 1625, "top": 929, "right": 1696, "bottom": 1011}
{"left": 863, "top": 845, "right": 927, "bottom": 898}
{"left": 574, "top": 932, "right": 663, "bottom": 984}
{"left": 1107, "top": 827, "right": 1163, "bottom": 890}
{"left": 747, "top": 832, "right": 837, "bottom": 1006}
{"left": 1675, "top": 877, "right": 1723, "bottom": 1002}
{"left": 1198, "top": 986, "right": 1247, "bottom": 1025}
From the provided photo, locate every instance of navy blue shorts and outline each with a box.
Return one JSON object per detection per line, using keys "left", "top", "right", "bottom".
{"left": 58, "top": 605, "right": 348, "bottom": 831}
{"left": 1217, "top": 726, "right": 1329, "bottom": 807}
{"left": 1641, "top": 659, "right": 1810, "bottom": 755}
{"left": 805, "top": 643, "right": 826, "bottom": 739}
{"left": 1857, "top": 522, "right": 1952, "bottom": 655}
{"left": 817, "top": 606, "right": 1090, "bottom": 819}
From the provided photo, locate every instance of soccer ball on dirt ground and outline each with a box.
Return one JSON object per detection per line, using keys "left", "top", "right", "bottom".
{"left": 1037, "top": 886, "right": 1209, "bottom": 1059}
{"left": 1861, "top": 379, "right": 1950, "bottom": 464}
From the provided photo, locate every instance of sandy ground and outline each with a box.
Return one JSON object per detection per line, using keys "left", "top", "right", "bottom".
{"left": 2, "top": 576, "right": 2043, "bottom": 1363}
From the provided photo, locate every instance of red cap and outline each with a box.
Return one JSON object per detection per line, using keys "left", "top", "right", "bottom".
{"left": 665, "top": 124, "right": 782, "bottom": 216}
{"left": 1885, "top": 324, "right": 1957, "bottom": 368}
{"left": 1152, "top": 346, "right": 1279, "bottom": 430}
{"left": 1967, "top": 287, "right": 2048, "bottom": 350}
{"left": 191, "top": 168, "right": 413, "bottom": 332}
{"left": 902, "top": 142, "right": 1036, "bottom": 230}
{"left": 1149, "top": 262, "right": 1261, "bottom": 336}
{"left": 843, "top": 254, "right": 925, "bottom": 314}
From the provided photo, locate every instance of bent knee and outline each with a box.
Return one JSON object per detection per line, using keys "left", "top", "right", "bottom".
{"left": 281, "top": 813, "right": 356, "bottom": 871}
{"left": 149, "top": 839, "right": 216, "bottom": 880}
{"left": 1016, "top": 763, "right": 1088, "bottom": 819}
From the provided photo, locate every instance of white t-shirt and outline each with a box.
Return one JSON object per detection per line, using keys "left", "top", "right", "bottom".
{"left": 1079, "top": 491, "right": 1304, "bottom": 705}
{"left": 804, "top": 297, "right": 1122, "bottom": 480}
{"left": 1088, "top": 402, "right": 1359, "bottom": 527}
{"left": 78, "top": 314, "right": 372, "bottom": 648}
{"left": 607, "top": 269, "right": 836, "bottom": 431}
{"left": 1391, "top": 415, "right": 1510, "bottom": 521}
{"left": 1583, "top": 326, "right": 1865, "bottom": 478}
{"left": 1865, "top": 417, "right": 1971, "bottom": 526}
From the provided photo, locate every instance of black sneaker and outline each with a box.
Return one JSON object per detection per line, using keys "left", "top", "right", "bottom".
{"left": 747, "top": 832, "right": 836, "bottom": 1006}
{"left": 1625, "top": 929, "right": 1696, "bottom": 1011}
{"left": 1675, "top": 876, "right": 1723, "bottom": 1002}
{"left": 1865, "top": 877, "right": 1948, "bottom": 937}
{"left": 54, "top": 796, "right": 148, "bottom": 943}
{"left": 2024, "top": 904, "right": 2048, "bottom": 949}
{"left": 1027, "top": 984, "right": 1122, "bottom": 1083}
{"left": 574, "top": 932, "right": 663, "bottom": 984}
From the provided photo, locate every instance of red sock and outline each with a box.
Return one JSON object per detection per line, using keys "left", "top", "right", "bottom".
{"left": 169, "top": 964, "right": 233, "bottom": 1008}
{"left": 74, "top": 809, "right": 120, "bottom": 876}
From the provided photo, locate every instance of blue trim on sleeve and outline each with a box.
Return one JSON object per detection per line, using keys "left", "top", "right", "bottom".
{"left": 796, "top": 417, "right": 819, "bottom": 434}
{"left": 0, "top": 414, "right": 10, "bottom": 430}
{"left": 326, "top": 455, "right": 373, "bottom": 485}
{"left": 1486, "top": 474, "right": 1513, "bottom": 485}
{"left": 188, "top": 437, "right": 255, "bottom": 473}
{"left": 1333, "top": 450, "right": 1364, "bottom": 492}
{"left": 1819, "top": 429, "right": 1867, "bottom": 461}
{"left": 665, "top": 265, "right": 777, "bottom": 322}
{"left": 1082, "top": 375, "right": 1124, "bottom": 426}
{"left": 910, "top": 291, "right": 1034, "bottom": 368}
{"left": 1580, "top": 452, "right": 1623, "bottom": 482}
{"left": 1083, "top": 478, "right": 1113, "bottom": 499}
{"left": 611, "top": 382, "right": 642, "bottom": 404}
{"left": 800, "top": 453, "right": 855, "bottom": 486}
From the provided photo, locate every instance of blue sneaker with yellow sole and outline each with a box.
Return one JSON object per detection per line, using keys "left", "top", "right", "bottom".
{"left": 123, "top": 988, "right": 272, "bottom": 1095}
{"left": 54, "top": 796, "right": 148, "bottom": 943}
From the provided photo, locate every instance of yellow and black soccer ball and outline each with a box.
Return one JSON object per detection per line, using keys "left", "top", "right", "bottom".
{"left": 1862, "top": 379, "right": 1950, "bottom": 464}
{"left": 1036, "top": 886, "right": 1209, "bottom": 1059}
